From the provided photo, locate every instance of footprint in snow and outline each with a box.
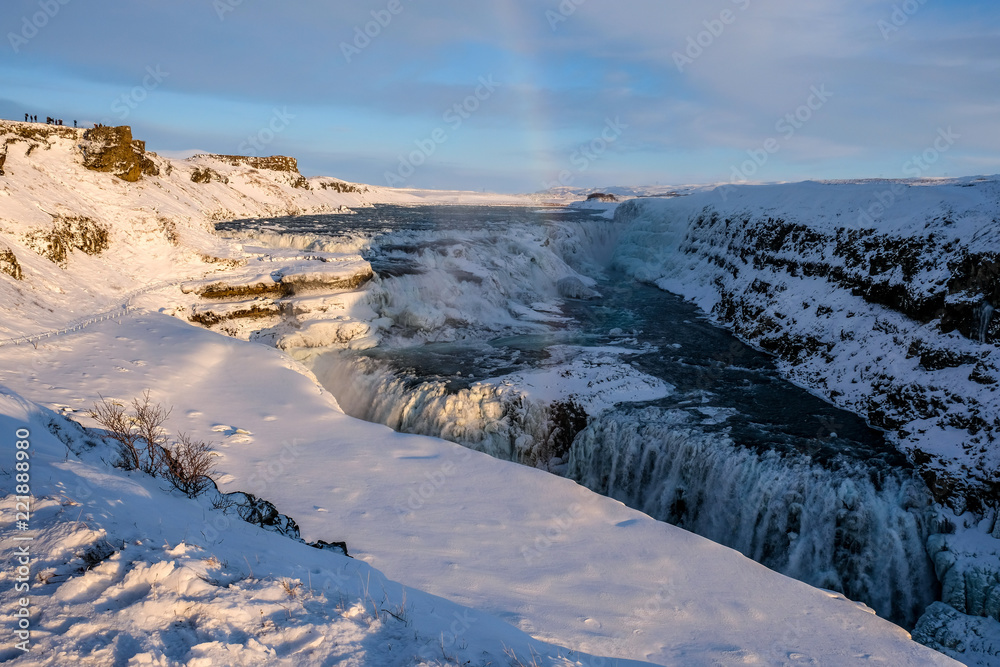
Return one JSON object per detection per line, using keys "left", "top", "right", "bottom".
{"left": 211, "top": 424, "right": 253, "bottom": 441}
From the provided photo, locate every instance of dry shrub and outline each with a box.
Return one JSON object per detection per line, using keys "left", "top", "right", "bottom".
{"left": 162, "top": 432, "right": 216, "bottom": 497}
{"left": 91, "top": 391, "right": 215, "bottom": 497}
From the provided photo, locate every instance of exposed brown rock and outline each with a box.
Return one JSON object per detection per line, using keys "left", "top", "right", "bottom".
{"left": 318, "top": 180, "right": 365, "bottom": 193}
{"left": 189, "top": 302, "right": 281, "bottom": 327}
{"left": 22, "top": 215, "right": 110, "bottom": 266}
{"left": 199, "top": 154, "right": 301, "bottom": 173}
{"left": 0, "top": 247, "right": 22, "bottom": 280}
{"left": 80, "top": 125, "right": 159, "bottom": 182}
{"left": 190, "top": 167, "right": 228, "bottom": 184}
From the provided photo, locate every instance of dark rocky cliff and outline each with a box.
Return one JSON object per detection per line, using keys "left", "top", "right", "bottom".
{"left": 614, "top": 180, "right": 1000, "bottom": 511}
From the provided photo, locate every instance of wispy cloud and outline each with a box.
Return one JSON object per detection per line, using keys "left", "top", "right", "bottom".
{"left": 3, "top": 0, "right": 997, "bottom": 191}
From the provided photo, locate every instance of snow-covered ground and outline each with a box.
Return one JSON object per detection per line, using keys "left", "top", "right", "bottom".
{"left": 0, "top": 121, "right": 978, "bottom": 664}
{"left": 1, "top": 387, "right": 630, "bottom": 667}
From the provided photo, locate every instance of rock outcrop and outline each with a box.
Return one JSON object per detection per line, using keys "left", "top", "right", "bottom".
{"left": 198, "top": 154, "right": 299, "bottom": 173}
{"left": 80, "top": 125, "right": 159, "bottom": 182}
{"left": 22, "top": 215, "right": 111, "bottom": 266}
{"left": 0, "top": 247, "right": 22, "bottom": 280}
{"left": 196, "top": 154, "right": 310, "bottom": 188}
{"left": 190, "top": 166, "right": 228, "bottom": 184}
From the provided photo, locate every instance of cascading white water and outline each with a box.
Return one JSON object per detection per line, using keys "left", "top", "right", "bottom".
{"left": 307, "top": 346, "right": 675, "bottom": 470}
{"left": 975, "top": 301, "right": 995, "bottom": 343}
{"left": 302, "top": 216, "right": 665, "bottom": 469}
{"left": 310, "top": 353, "right": 584, "bottom": 467}
{"left": 566, "top": 406, "right": 939, "bottom": 627}
{"left": 360, "top": 219, "right": 621, "bottom": 345}
{"left": 225, "top": 229, "right": 372, "bottom": 255}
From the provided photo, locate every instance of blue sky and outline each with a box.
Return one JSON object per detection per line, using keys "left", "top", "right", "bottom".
{"left": 2, "top": 0, "right": 998, "bottom": 192}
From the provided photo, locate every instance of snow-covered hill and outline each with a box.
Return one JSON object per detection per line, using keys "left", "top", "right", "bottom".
{"left": 0, "top": 120, "right": 980, "bottom": 664}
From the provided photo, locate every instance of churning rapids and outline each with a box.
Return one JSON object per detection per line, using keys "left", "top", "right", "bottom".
{"left": 219, "top": 205, "right": 942, "bottom": 629}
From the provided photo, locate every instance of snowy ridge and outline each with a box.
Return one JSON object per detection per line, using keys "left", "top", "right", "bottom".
{"left": 0, "top": 120, "right": 535, "bottom": 338}
{"left": 0, "top": 280, "right": 185, "bottom": 348}
{"left": 0, "top": 311, "right": 961, "bottom": 665}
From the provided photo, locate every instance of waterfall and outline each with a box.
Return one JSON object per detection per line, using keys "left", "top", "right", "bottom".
{"left": 975, "top": 300, "right": 995, "bottom": 343}
{"left": 358, "top": 220, "right": 617, "bottom": 346}
{"left": 268, "top": 207, "right": 946, "bottom": 631}
{"left": 567, "top": 407, "right": 939, "bottom": 627}
{"left": 307, "top": 352, "right": 589, "bottom": 468}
